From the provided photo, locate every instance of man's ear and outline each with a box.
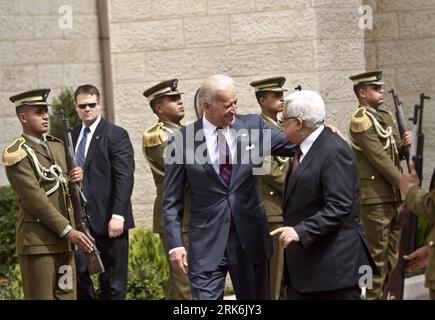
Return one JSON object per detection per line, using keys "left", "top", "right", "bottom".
{"left": 358, "top": 87, "right": 366, "bottom": 99}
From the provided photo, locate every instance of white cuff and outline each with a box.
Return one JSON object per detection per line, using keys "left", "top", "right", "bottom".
{"left": 112, "top": 214, "right": 125, "bottom": 222}
{"left": 169, "top": 247, "right": 185, "bottom": 255}
{"left": 60, "top": 225, "right": 73, "bottom": 237}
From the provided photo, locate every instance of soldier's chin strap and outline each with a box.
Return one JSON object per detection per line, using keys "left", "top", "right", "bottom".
{"left": 23, "top": 144, "right": 68, "bottom": 196}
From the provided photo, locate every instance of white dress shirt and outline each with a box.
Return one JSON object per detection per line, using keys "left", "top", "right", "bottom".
{"left": 299, "top": 125, "right": 325, "bottom": 163}
{"left": 74, "top": 115, "right": 102, "bottom": 157}
{"left": 202, "top": 115, "right": 236, "bottom": 173}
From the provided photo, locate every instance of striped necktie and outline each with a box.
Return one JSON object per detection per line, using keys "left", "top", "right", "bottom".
{"left": 76, "top": 127, "right": 90, "bottom": 168}
{"left": 217, "top": 128, "right": 232, "bottom": 187}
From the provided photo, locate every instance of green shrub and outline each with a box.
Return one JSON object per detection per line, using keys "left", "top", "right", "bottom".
{"left": 49, "top": 88, "right": 81, "bottom": 140}
{"left": 0, "top": 186, "right": 19, "bottom": 278}
{"left": 127, "top": 228, "right": 168, "bottom": 300}
{"left": 0, "top": 264, "right": 23, "bottom": 300}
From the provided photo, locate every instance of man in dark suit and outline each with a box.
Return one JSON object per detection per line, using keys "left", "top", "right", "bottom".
{"left": 271, "top": 90, "right": 375, "bottom": 300}
{"left": 72, "top": 84, "right": 135, "bottom": 300}
{"left": 163, "top": 74, "right": 296, "bottom": 300}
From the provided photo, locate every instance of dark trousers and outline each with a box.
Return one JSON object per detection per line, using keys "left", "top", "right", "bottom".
{"left": 75, "top": 231, "right": 129, "bottom": 300}
{"left": 286, "top": 281, "right": 361, "bottom": 300}
{"left": 189, "top": 228, "right": 269, "bottom": 300}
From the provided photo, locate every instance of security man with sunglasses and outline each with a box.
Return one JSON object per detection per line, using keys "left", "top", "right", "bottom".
{"left": 72, "top": 84, "right": 135, "bottom": 300}
{"left": 142, "top": 79, "right": 191, "bottom": 300}
{"left": 348, "top": 71, "right": 412, "bottom": 300}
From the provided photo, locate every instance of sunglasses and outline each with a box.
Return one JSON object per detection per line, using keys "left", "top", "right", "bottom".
{"left": 77, "top": 102, "right": 98, "bottom": 109}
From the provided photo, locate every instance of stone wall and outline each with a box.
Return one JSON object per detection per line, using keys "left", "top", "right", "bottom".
{"left": 0, "top": 0, "right": 103, "bottom": 186}
{"left": 364, "top": 0, "right": 435, "bottom": 188}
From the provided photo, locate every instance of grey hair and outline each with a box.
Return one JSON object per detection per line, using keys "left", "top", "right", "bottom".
{"left": 284, "top": 90, "right": 325, "bottom": 128}
{"left": 197, "top": 74, "right": 235, "bottom": 108}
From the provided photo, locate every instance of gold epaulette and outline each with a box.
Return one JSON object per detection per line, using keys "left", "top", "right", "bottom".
{"left": 143, "top": 123, "right": 168, "bottom": 148}
{"left": 350, "top": 107, "right": 373, "bottom": 133}
{"left": 46, "top": 135, "right": 63, "bottom": 143}
{"left": 2, "top": 137, "right": 27, "bottom": 166}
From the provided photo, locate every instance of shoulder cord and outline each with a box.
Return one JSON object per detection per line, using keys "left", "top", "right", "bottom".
{"left": 23, "top": 144, "right": 68, "bottom": 196}
{"left": 350, "top": 109, "right": 398, "bottom": 157}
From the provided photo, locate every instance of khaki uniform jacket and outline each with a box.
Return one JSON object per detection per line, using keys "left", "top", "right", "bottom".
{"left": 405, "top": 186, "right": 435, "bottom": 286}
{"left": 260, "top": 115, "right": 289, "bottom": 223}
{"left": 143, "top": 121, "right": 190, "bottom": 234}
{"left": 3, "top": 135, "right": 74, "bottom": 255}
{"left": 349, "top": 105, "right": 406, "bottom": 205}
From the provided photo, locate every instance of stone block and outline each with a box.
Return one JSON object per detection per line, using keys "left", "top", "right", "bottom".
{"left": 396, "top": 65, "right": 435, "bottom": 95}
{"left": 33, "top": 15, "right": 64, "bottom": 39}
{"left": 315, "top": 39, "right": 365, "bottom": 70}
{"left": 14, "top": 40, "right": 55, "bottom": 64}
{"left": 365, "top": 13, "right": 398, "bottom": 41}
{"left": 256, "top": 0, "right": 311, "bottom": 11}
{"left": 377, "top": 38, "right": 435, "bottom": 67}
{"left": 38, "top": 64, "right": 66, "bottom": 88}
{"left": 113, "top": 83, "right": 148, "bottom": 122}
{"left": 63, "top": 14, "right": 100, "bottom": 39}
{"left": 110, "top": 0, "right": 152, "bottom": 22}
{"left": 377, "top": 0, "right": 435, "bottom": 12}
{"left": 0, "top": 91, "right": 18, "bottom": 117}
{"left": 62, "top": 63, "right": 102, "bottom": 87}
{"left": 316, "top": 7, "right": 364, "bottom": 39}
{"left": 184, "top": 15, "right": 230, "bottom": 47}
{"left": 230, "top": 9, "right": 316, "bottom": 44}
{"left": 312, "top": 0, "right": 362, "bottom": 8}
{"left": 114, "top": 53, "right": 146, "bottom": 83}
{"left": 399, "top": 10, "right": 435, "bottom": 39}
{"left": 50, "top": 0, "right": 97, "bottom": 14}
{"left": 0, "top": 16, "right": 34, "bottom": 40}
{"left": 319, "top": 71, "right": 360, "bottom": 102}
{"left": 0, "top": 41, "right": 16, "bottom": 66}
{"left": 18, "top": 0, "right": 50, "bottom": 15}
{"left": 278, "top": 41, "right": 315, "bottom": 72}
{"left": 111, "top": 20, "right": 184, "bottom": 53}
{"left": 2, "top": 65, "right": 38, "bottom": 91}
{"left": 50, "top": 39, "right": 101, "bottom": 63}
{"left": 208, "top": 0, "right": 255, "bottom": 14}
{"left": 151, "top": 0, "right": 207, "bottom": 18}
{"left": 364, "top": 41, "right": 377, "bottom": 70}
{"left": 0, "top": 0, "right": 18, "bottom": 15}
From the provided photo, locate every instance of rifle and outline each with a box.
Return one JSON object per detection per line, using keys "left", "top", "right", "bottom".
{"left": 193, "top": 88, "right": 201, "bottom": 120}
{"left": 386, "top": 93, "right": 430, "bottom": 299}
{"left": 389, "top": 89, "right": 410, "bottom": 165}
{"left": 58, "top": 109, "right": 105, "bottom": 275}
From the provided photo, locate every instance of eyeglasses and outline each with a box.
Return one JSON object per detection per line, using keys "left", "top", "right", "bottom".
{"left": 282, "top": 116, "right": 299, "bottom": 122}
{"left": 77, "top": 102, "right": 98, "bottom": 109}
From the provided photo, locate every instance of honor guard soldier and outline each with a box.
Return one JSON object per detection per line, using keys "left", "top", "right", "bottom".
{"left": 142, "top": 79, "right": 191, "bottom": 300}
{"left": 348, "top": 71, "right": 412, "bottom": 299}
{"left": 250, "top": 77, "right": 290, "bottom": 299}
{"left": 2, "top": 89, "right": 93, "bottom": 299}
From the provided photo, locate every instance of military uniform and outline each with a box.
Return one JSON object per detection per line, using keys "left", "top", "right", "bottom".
{"left": 250, "top": 77, "right": 289, "bottom": 299}
{"left": 405, "top": 186, "right": 435, "bottom": 299}
{"left": 143, "top": 80, "right": 191, "bottom": 300}
{"left": 348, "top": 71, "right": 407, "bottom": 300}
{"left": 3, "top": 89, "right": 76, "bottom": 299}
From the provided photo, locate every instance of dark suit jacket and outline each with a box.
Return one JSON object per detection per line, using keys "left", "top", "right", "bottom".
{"left": 72, "top": 118, "right": 135, "bottom": 236}
{"left": 163, "top": 114, "right": 296, "bottom": 272}
{"left": 282, "top": 127, "right": 375, "bottom": 293}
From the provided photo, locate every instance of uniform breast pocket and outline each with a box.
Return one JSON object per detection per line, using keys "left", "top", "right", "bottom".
{"left": 22, "top": 221, "right": 57, "bottom": 246}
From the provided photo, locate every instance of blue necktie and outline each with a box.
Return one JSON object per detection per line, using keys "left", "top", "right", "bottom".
{"left": 76, "top": 127, "right": 90, "bottom": 168}
{"left": 217, "top": 128, "right": 232, "bottom": 187}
